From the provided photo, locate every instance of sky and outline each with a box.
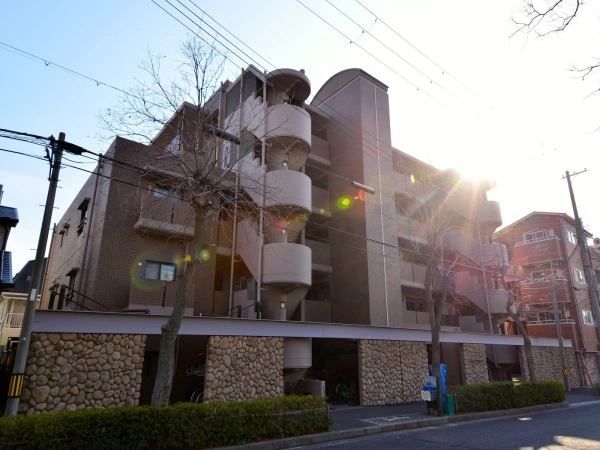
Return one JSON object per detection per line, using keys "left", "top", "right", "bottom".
{"left": 1, "top": 0, "right": 600, "bottom": 273}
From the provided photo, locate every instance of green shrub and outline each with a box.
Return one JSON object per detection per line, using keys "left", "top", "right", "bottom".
{"left": 448, "top": 381, "right": 565, "bottom": 413}
{"left": 0, "top": 395, "right": 332, "bottom": 450}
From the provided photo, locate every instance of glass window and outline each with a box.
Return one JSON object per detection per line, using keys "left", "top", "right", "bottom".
{"left": 145, "top": 261, "right": 176, "bottom": 281}
{"left": 166, "top": 133, "right": 181, "bottom": 155}
{"left": 583, "top": 310, "right": 594, "bottom": 326}
{"left": 406, "top": 297, "right": 428, "bottom": 312}
{"left": 566, "top": 230, "right": 577, "bottom": 245}
{"left": 523, "top": 230, "right": 548, "bottom": 242}
{"left": 574, "top": 268, "right": 585, "bottom": 284}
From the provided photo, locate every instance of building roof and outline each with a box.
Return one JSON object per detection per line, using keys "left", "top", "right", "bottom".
{"left": 494, "top": 211, "right": 591, "bottom": 238}
{"left": 0, "top": 205, "right": 18, "bottom": 225}
{"left": 0, "top": 251, "right": 14, "bottom": 289}
{"left": 12, "top": 258, "right": 47, "bottom": 294}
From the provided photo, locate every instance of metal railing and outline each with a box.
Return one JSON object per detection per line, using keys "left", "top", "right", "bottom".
{"left": 528, "top": 319, "right": 576, "bottom": 325}
{"left": 514, "top": 235, "right": 559, "bottom": 247}
{"left": 3, "top": 313, "right": 23, "bottom": 328}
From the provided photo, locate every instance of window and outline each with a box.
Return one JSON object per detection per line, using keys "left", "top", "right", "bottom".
{"left": 220, "top": 141, "right": 237, "bottom": 169}
{"left": 152, "top": 186, "right": 183, "bottom": 201}
{"left": 537, "top": 312, "right": 555, "bottom": 322}
{"left": 523, "top": 230, "right": 548, "bottom": 242}
{"left": 566, "top": 230, "right": 577, "bottom": 245}
{"left": 166, "top": 133, "right": 181, "bottom": 155}
{"left": 574, "top": 268, "right": 586, "bottom": 284}
{"left": 225, "top": 81, "right": 241, "bottom": 118}
{"left": 530, "top": 270, "right": 546, "bottom": 280}
{"left": 406, "top": 297, "right": 428, "bottom": 312}
{"left": 77, "top": 199, "right": 89, "bottom": 236}
{"left": 144, "top": 261, "right": 176, "bottom": 282}
{"left": 582, "top": 310, "right": 594, "bottom": 326}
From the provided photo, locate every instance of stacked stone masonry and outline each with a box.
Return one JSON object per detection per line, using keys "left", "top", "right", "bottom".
{"left": 204, "top": 336, "right": 284, "bottom": 401}
{"left": 19, "top": 333, "right": 146, "bottom": 414}
{"left": 519, "top": 346, "right": 581, "bottom": 388}
{"left": 358, "top": 340, "right": 428, "bottom": 406}
{"left": 583, "top": 352, "right": 600, "bottom": 385}
{"left": 460, "top": 344, "right": 489, "bottom": 384}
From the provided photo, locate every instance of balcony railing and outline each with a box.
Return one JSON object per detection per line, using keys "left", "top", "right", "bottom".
{"left": 514, "top": 235, "right": 560, "bottom": 247}
{"left": 4, "top": 313, "right": 23, "bottom": 328}
{"left": 528, "top": 319, "right": 576, "bottom": 325}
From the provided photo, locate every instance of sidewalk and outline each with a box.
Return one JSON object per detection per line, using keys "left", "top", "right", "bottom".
{"left": 218, "top": 388, "right": 600, "bottom": 449}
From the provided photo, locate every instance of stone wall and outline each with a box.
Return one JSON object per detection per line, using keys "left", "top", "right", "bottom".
{"left": 19, "top": 333, "right": 146, "bottom": 414}
{"left": 204, "top": 336, "right": 283, "bottom": 401}
{"left": 583, "top": 352, "right": 600, "bottom": 385}
{"left": 460, "top": 344, "right": 489, "bottom": 384}
{"left": 519, "top": 346, "right": 580, "bottom": 388}
{"left": 358, "top": 340, "right": 428, "bottom": 406}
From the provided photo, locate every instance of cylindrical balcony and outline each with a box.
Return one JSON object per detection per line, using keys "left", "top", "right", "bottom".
{"left": 266, "top": 68, "right": 311, "bottom": 104}
{"left": 262, "top": 243, "right": 311, "bottom": 286}
{"left": 265, "top": 104, "right": 311, "bottom": 171}
{"left": 477, "top": 200, "right": 502, "bottom": 229}
{"left": 264, "top": 170, "right": 311, "bottom": 212}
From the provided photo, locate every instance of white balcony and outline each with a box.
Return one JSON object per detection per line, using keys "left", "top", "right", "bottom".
{"left": 264, "top": 170, "right": 311, "bottom": 212}
{"left": 265, "top": 104, "right": 311, "bottom": 171}
{"left": 262, "top": 243, "right": 311, "bottom": 286}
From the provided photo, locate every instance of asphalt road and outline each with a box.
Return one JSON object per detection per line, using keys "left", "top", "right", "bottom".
{"left": 298, "top": 402, "right": 600, "bottom": 449}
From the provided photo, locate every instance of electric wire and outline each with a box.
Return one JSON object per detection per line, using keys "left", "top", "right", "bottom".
{"left": 295, "top": 0, "right": 448, "bottom": 109}
{"left": 354, "top": 0, "right": 477, "bottom": 96}
{"left": 325, "top": 0, "right": 463, "bottom": 103}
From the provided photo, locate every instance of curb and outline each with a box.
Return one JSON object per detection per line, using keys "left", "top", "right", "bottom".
{"left": 217, "top": 402, "right": 569, "bottom": 450}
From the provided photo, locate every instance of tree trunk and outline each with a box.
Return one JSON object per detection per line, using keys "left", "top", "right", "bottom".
{"left": 151, "top": 207, "right": 212, "bottom": 406}
{"left": 507, "top": 305, "right": 537, "bottom": 382}
{"left": 500, "top": 269, "right": 537, "bottom": 382}
{"left": 425, "top": 234, "right": 444, "bottom": 414}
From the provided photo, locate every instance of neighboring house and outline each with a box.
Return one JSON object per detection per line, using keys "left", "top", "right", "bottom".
{"left": 0, "top": 184, "right": 19, "bottom": 292}
{"left": 27, "top": 67, "right": 573, "bottom": 413}
{"left": 494, "top": 212, "right": 600, "bottom": 385}
{"left": 11, "top": 258, "right": 47, "bottom": 294}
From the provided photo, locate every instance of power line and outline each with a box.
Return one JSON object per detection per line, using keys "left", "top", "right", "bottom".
{"left": 354, "top": 0, "right": 477, "bottom": 96}
{"left": 325, "top": 0, "right": 463, "bottom": 103}
{"left": 295, "top": 0, "right": 449, "bottom": 109}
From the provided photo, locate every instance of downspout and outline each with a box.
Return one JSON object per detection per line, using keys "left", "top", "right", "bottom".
{"left": 77, "top": 154, "right": 102, "bottom": 309}
{"left": 228, "top": 68, "right": 243, "bottom": 312}
{"left": 256, "top": 73, "right": 267, "bottom": 319}
{"left": 373, "top": 85, "right": 389, "bottom": 327}
{"left": 476, "top": 217, "right": 498, "bottom": 368}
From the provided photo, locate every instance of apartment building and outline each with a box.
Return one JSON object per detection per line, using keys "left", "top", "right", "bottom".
{"left": 19, "top": 66, "right": 575, "bottom": 413}
{"left": 494, "top": 212, "right": 600, "bottom": 384}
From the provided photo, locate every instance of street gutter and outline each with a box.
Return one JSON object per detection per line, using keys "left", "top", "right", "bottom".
{"left": 216, "top": 401, "right": 569, "bottom": 450}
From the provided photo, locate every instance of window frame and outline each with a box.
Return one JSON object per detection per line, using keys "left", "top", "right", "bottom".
{"left": 582, "top": 310, "right": 594, "bottom": 326}
{"left": 566, "top": 230, "right": 577, "bottom": 245}
{"left": 574, "top": 268, "right": 586, "bottom": 284}
{"left": 144, "top": 261, "right": 177, "bottom": 282}
{"left": 523, "top": 230, "right": 548, "bottom": 243}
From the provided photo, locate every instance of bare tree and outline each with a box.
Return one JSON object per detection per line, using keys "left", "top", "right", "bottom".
{"left": 98, "top": 34, "right": 293, "bottom": 405}
{"left": 512, "top": 1, "right": 600, "bottom": 103}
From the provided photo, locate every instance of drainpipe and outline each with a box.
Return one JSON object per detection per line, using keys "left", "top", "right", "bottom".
{"left": 228, "top": 68, "right": 244, "bottom": 312}
{"left": 373, "top": 85, "right": 389, "bottom": 327}
{"left": 476, "top": 217, "right": 498, "bottom": 368}
{"left": 77, "top": 154, "right": 102, "bottom": 309}
{"left": 256, "top": 73, "right": 267, "bottom": 319}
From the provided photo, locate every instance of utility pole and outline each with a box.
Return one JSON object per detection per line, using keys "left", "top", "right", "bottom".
{"left": 551, "top": 275, "right": 570, "bottom": 392}
{"left": 564, "top": 170, "right": 600, "bottom": 373}
{"left": 5, "top": 133, "right": 83, "bottom": 417}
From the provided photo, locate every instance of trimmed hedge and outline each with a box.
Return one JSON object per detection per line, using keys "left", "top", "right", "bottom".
{"left": 0, "top": 395, "right": 332, "bottom": 449}
{"left": 448, "top": 381, "right": 565, "bottom": 413}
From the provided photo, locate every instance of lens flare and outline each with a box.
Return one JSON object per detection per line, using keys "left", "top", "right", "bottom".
{"left": 410, "top": 174, "right": 415, "bottom": 184}
{"left": 130, "top": 253, "right": 163, "bottom": 292}
{"left": 337, "top": 196, "right": 352, "bottom": 210}
{"left": 199, "top": 248, "right": 211, "bottom": 262}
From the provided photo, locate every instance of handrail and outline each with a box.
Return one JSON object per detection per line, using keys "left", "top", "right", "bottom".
{"left": 65, "top": 286, "right": 110, "bottom": 310}
{"left": 514, "top": 235, "right": 560, "bottom": 247}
